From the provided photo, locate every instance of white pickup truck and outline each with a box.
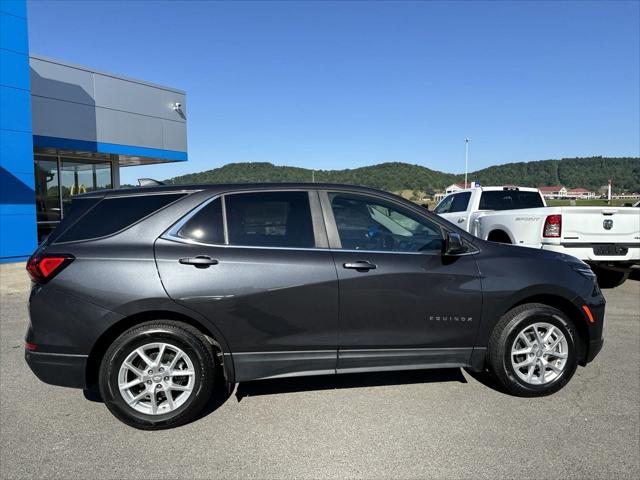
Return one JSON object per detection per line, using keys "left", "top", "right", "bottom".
{"left": 434, "top": 186, "right": 640, "bottom": 287}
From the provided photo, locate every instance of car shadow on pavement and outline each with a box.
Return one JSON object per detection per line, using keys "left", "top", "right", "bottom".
{"left": 83, "top": 368, "right": 472, "bottom": 425}
{"left": 235, "top": 368, "right": 467, "bottom": 401}
{"left": 463, "top": 368, "right": 511, "bottom": 395}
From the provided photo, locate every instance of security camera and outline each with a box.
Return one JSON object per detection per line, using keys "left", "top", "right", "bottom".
{"left": 172, "top": 102, "right": 182, "bottom": 111}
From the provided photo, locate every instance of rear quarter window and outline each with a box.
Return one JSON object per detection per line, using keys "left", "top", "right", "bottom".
{"left": 54, "top": 193, "right": 186, "bottom": 243}
{"left": 43, "top": 197, "right": 101, "bottom": 245}
{"left": 175, "top": 197, "right": 225, "bottom": 245}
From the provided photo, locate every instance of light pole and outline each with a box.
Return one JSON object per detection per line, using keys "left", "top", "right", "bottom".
{"left": 464, "top": 137, "right": 470, "bottom": 188}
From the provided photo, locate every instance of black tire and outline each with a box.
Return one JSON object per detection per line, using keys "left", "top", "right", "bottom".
{"left": 99, "top": 320, "right": 215, "bottom": 430}
{"left": 487, "top": 303, "right": 579, "bottom": 397}
{"left": 487, "top": 230, "right": 512, "bottom": 244}
{"left": 593, "top": 267, "right": 629, "bottom": 289}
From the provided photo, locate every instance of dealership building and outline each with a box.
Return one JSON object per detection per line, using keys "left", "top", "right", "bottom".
{"left": 1, "top": 0, "right": 188, "bottom": 262}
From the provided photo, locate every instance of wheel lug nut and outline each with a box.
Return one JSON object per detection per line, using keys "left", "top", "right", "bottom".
{"left": 146, "top": 380, "right": 152, "bottom": 385}
{"left": 159, "top": 367, "right": 164, "bottom": 372}
{"left": 164, "top": 376, "right": 169, "bottom": 381}
{"left": 148, "top": 370, "right": 153, "bottom": 374}
{"left": 156, "top": 384, "right": 162, "bottom": 389}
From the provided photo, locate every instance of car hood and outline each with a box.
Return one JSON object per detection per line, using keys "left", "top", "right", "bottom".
{"left": 483, "top": 239, "right": 583, "bottom": 265}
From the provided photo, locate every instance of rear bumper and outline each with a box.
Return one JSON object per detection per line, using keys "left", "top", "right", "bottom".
{"left": 541, "top": 244, "right": 640, "bottom": 264}
{"left": 25, "top": 350, "right": 87, "bottom": 388}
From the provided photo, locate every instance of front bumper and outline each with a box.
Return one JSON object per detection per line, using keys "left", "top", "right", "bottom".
{"left": 586, "top": 337, "right": 604, "bottom": 363}
{"left": 577, "top": 276, "right": 606, "bottom": 365}
{"left": 25, "top": 350, "right": 87, "bottom": 388}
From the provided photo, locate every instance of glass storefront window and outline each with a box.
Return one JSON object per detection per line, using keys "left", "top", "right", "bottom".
{"left": 60, "top": 159, "right": 112, "bottom": 213}
{"left": 34, "top": 155, "right": 113, "bottom": 242}
{"left": 34, "top": 157, "right": 61, "bottom": 223}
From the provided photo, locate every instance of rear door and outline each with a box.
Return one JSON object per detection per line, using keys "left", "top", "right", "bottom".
{"left": 321, "top": 191, "right": 483, "bottom": 373}
{"left": 154, "top": 189, "right": 339, "bottom": 382}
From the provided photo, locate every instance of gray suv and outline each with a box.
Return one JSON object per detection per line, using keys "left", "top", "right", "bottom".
{"left": 25, "top": 183, "right": 605, "bottom": 429}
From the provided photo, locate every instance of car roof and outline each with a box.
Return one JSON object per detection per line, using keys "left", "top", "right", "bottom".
{"left": 449, "top": 186, "right": 540, "bottom": 194}
{"left": 74, "top": 182, "right": 401, "bottom": 199}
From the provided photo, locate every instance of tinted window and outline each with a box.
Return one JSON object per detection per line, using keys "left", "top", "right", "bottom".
{"left": 479, "top": 190, "right": 544, "bottom": 210}
{"left": 330, "top": 193, "right": 444, "bottom": 252}
{"left": 55, "top": 193, "right": 186, "bottom": 243}
{"left": 434, "top": 192, "right": 471, "bottom": 214}
{"left": 176, "top": 197, "right": 224, "bottom": 244}
{"left": 225, "top": 191, "right": 315, "bottom": 248}
{"left": 44, "top": 197, "right": 101, "bottom": 244}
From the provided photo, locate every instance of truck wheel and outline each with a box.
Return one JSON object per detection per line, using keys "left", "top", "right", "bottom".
{"left": 487, "top": 303, "right": 579, "bottom": 397}
{"left": 487, "top": 230, "right": 512, "bottom": 244}
{"left": 593, "top": 267, "right": 629, "bottom": 289}
{"left": 99, "top": 320, "right": 215, "bottom": 430}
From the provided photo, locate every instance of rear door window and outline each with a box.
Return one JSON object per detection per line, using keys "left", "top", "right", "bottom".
{"left": 225, "top": 191, "right": 315, "bottom": 248}
{"left": 55, "top": 193, "right": 186, "bottom": 243}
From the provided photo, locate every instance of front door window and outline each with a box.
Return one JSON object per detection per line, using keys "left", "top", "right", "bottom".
{"left": 329, "top": 193, "right": 444, "bottom": 253}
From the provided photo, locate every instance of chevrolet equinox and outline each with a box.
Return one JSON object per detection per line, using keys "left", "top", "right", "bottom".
{"left": 25, "top": 184, "right": 605, "bottom": 429}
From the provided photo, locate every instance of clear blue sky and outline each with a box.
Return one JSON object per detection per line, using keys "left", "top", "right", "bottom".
{"left": 27, "top": 0, "right": 640, "bottom": 184}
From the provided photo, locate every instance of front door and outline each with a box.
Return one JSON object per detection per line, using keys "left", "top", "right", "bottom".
{"left": 321, "top": 191, "right": 483, "bottom": 372}
{"left": 434, "top": 191, "right": 472, "bottom": 231}
{"left": 155, "top": 190, "right": 339, "bottom": 381}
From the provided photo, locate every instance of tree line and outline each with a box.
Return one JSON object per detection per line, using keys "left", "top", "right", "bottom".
{"left": 166, "top": 157, "right": 640, "bottom": 194}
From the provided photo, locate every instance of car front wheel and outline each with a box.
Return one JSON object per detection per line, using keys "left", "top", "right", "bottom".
{"left": 487, "top": 303, "right": 579, "bottom": 396}
{"left": 99, "top": 320, "right": 215, "bottom": 429}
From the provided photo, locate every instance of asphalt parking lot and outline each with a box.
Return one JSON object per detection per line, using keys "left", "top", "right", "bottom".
{"left": 1, "top": 263, "right": 638, "bottom": 479}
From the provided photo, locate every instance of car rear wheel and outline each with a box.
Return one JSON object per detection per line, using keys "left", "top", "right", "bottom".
{"left": 99, "top": 320, "right": 215, "bottom": 429}
{"left": 487, "top": 303, "right": 579, "bottom": 396}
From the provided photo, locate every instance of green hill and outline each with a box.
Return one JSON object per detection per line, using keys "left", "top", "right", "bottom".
{"left": 166, "top": 157, "right": 640, "bottom": 194}
{"left": 466, "top": 157, "right": 640, "bottom": 193}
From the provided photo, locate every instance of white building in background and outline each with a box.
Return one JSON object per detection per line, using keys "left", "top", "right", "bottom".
{"left": 538, "top": 186, "right": 568, "bottom": 199}
{"left": 567, "top": 188, "right": 596, "bottom": 199}
{"left": 444, "top": 183, "right": 466, "bottom": 194}
{"left": 433, "top": 182, "right": 478, "bottom": 202}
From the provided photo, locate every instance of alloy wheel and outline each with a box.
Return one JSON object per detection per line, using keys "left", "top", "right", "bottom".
{"left": 510, "top": 322, "right": 569, "bottom": 385}
{"left": 117, "top": 342, "right": 196, "bottom": 415}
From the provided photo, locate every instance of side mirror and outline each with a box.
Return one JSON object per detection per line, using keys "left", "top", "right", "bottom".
{"left": 444, "top": 232, "right": 467, "bottom": 255}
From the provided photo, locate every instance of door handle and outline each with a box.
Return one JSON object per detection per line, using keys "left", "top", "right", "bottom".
{"left": 179, "top": 256, "right": 219, "bottom": 268}
{"left": 343, "top": 261, "right": 377, "bottom": 271}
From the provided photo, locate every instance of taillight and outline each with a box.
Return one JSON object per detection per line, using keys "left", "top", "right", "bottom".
{"left": 543, "top": 214, "right": 562, "bottom": 238}
{"left": 26, "top": 254, "right": 74, "bottom": 283}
